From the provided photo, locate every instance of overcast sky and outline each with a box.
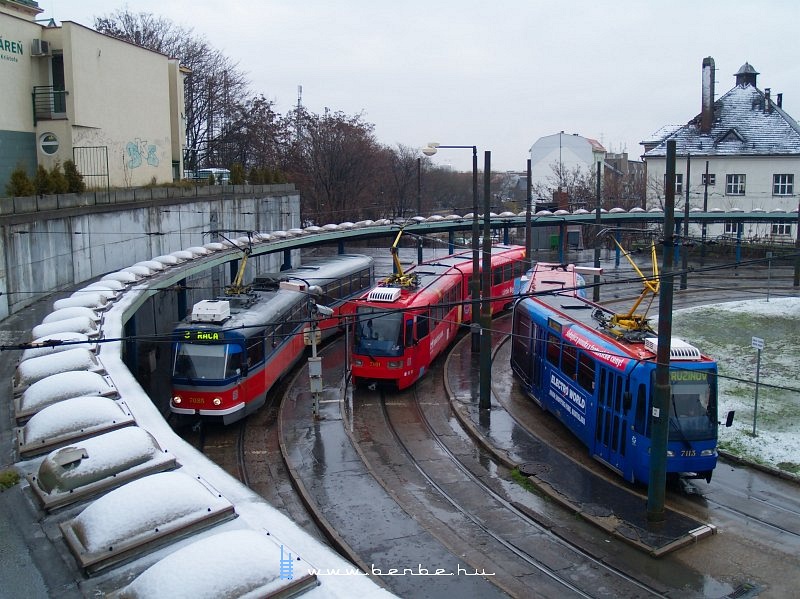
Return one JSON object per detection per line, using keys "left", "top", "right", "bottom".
{"left": 43, "top": 0, "right": 800, "bottom": 172}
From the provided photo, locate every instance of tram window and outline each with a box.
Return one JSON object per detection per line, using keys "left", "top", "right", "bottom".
{"left": 494, "top": 267, "right": 503, "bottom": 286}
{"left": 504, "top": 263, "right": 512, "bottom": 282}
{"left": 577, "top": 353, "right": 595, "bottom": 391}
{"left": 614, "top": 377, "right": 623, "bottom": 412}
{"left": 405, "top": 319, "right": 414, "bottom": 347}
{"left": 598, "top": 369, "right": 608, "bottom": 406}
{"left": 612, "top": 415, "right": 620, "bottom": 451}
{"left": 225, "top": 347, "right": 243, "bottom": 378}
{"left": 634, "top": 385, "right": 647, "bottom": 434}
{"left": 546, "top": 333, "right": 560, "bottom": 366}
{"left": 562, "top": 344, "right": 577, "bottom": 378}
{"left": 247, "top": 336, "right": 265, "bottom": 367}
{"left": 417, "top": 313, "right": 430, "bottom": 339}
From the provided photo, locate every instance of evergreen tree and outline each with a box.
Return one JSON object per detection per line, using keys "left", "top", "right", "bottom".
{"left": 64, "top": 160, "right": 86, "bottom": 193}
{"left": 248, "top": 167, "right": 261, "bottom": 184}
{"left": 49, "top": 162, "right": 69, "bottom": 193}
{"left": 5, "top": 165, "right": 35, "bottom": 197}
{"left": 34, "top": 165, "right": 52, "bottom": 196}
{"left": 230, "top": 163, "right": 245, "bottom": 185}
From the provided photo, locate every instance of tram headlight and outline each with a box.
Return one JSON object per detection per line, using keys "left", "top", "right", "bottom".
{"left": 666, "top": 450, "right": 675, "bottom": 457}
{"left": 700, "top": 449, "right": 716, "bottom": 457}
{"left": 212, "top": 397, "right": 222, "bottom": 406}
{"left": 172, "top": 396, "right": 182, "bottom": 405}
{"left": 387, "top": 360, "right": 403, "bottom": 369}
{"left": 354, "top": 358, "right": 363, "bottom": 366}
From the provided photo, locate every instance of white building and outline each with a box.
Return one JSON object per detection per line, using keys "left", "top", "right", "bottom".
{"left": 1, "top": 0, "right": 186, "bottom": 191}
{"left": 642, "top": 58, "right": 799, "bottom": 242}
{"left": 529, "top": 131, "right": 606, "bottom": 206}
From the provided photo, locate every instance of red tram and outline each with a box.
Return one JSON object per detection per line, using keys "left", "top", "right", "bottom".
{"left": 351, "top": 244, "right": 527, "bottom": 390}
{"left": 170, "top": 254, "right": 374, "bottom": 424}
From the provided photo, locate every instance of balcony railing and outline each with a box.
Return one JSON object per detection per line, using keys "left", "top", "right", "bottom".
{"left": 32, "top": 86, "right": 68, "bottom": 125}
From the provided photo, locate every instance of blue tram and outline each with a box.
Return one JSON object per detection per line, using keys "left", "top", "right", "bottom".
{"left": 510, "top": 262, "right": 721, "bottom": 485}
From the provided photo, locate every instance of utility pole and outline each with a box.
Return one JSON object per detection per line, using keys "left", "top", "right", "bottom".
{"left": 593, "top": 160, "right": 602, "bottom": 302}
{"left": 471, "top": 147, "right": 481, "bottom": 351}
{"left": 525, "top": 159, "right": 532, "bottom": 270}
{"left": 701, "top": 161, "right": 709, "bottom": 266}
{"left": 479, "top": 151, "right": 493, "bottom": 410}
{"left": 647, "top": 140, "right": 676, "bottom": 522}
{"left": 681, "top": 153, "right": 690, "bottom": 290}
{"left": 417, "top": 157, "right": 423, "bottom": 264}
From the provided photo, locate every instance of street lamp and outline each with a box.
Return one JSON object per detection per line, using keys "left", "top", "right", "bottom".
{"left": 422, "top": 143, "right": 480, "bottom": 352}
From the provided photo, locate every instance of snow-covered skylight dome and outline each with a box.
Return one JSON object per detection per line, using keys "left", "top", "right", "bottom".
{"left": 28, "top": 426, "right": 176, "bottom": 511}
{"left": 18, "top": 396, "right": 134, "bottom": 458}
{"left": 61, "top": 471, "right": 235, "bottom": 574}
{"left": 15, "top": 371, "right": 116, "bottom": 422}
{"left": 117, "top": 529, "right": 317, "bottom": 599}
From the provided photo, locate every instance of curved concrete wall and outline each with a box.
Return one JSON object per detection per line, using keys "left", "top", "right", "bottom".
{"left": 0, "top": 185, "right": 300, "bottom": 319}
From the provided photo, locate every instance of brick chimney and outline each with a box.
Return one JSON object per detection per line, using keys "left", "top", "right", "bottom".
{"left": 765, "top": 88, "right": 772, "bottom": 113}
{"left": 701, "top": 57, "right": 715, "bottom": 133}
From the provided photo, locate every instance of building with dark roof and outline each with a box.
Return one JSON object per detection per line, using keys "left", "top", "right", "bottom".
{"left": 642, "top": 57, "right": 798, "bottom": 242}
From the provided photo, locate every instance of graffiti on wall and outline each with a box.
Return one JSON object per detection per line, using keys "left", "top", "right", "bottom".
{"left": 126, "top": 138, "right": 159, "bottom": 168}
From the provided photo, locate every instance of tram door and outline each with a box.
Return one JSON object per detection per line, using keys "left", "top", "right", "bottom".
{"left": 593, "top": 367, "right": 629, "bottom": 473}
{"left": 510, "top": 312, "right": 543, "bottom": 400}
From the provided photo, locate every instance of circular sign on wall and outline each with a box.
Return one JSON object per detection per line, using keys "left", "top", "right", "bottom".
{"left": 39, "top": 133, "right": 59, "bottom": 155}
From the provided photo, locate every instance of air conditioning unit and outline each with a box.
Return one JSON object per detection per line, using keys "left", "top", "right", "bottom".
{"left": 31, "top": 39, "right": 51, "bottom": 56}
{"left": 191, "top": 300, "right": 230, "bottom": 323}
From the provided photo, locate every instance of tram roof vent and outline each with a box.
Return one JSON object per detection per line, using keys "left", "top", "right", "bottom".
{"left": 191, "top": 300, "right": 230, "bottom": 323}
{"left": 367, "top": 287, "right": 402, "bottom": 303}
{"left": 644, "top": 337, "right": 702, "bottom": 361}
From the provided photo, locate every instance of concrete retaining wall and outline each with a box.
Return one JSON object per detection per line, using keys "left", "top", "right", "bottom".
{"left": 0, "top": 185, "right": 300, "bottom": 319}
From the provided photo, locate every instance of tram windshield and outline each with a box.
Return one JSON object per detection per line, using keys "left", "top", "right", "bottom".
{"left": 354, "top": 307, "right": 403, "bottom": 357}
{"left": 668, "top": 370, "right": 716, "bottom": 440}
{"left": 173, "top": 342, "right": 243, "bottom": 380}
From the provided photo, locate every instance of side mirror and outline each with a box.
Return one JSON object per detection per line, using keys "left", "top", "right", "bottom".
{"left": 725, "top": 410, "right": 735, "bottom": 427}
{"left": 721, "top": 410, "right": 735, "bottom": 427}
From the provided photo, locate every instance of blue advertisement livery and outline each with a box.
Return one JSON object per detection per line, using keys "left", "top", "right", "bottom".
{"left": 510, "top": 262, "right": 722, "bottom": 485}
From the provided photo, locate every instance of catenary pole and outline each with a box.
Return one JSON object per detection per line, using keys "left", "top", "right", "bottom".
{"left": 647, "top": 139, "right": 676, "bottom": 522}
{"left": 479, "top": 151, "right": 493, "bottom": 410}
{"left": 681, "top": 153, "right": 690, "bottom": 290}
{"left": 525, "top": 159, "right": 532, "bottom": 270}
{"left": 593, "top": 160, "right": 602, "bottom": 301}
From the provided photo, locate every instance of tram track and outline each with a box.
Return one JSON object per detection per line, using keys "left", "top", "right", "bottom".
{"left": 380, "top": 381, "right": 669, "bottom": 598}
{"left": 341, "top": 361, "right": 670, "bottom": 597}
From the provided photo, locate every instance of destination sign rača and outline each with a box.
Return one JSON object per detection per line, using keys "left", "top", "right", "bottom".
{"left": 183, "top": 331, "right": 222, "bottom": 342}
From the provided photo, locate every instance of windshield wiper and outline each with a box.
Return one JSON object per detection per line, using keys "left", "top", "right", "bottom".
{"left": 669, "top": 394, "right": 692, "bottom": 448}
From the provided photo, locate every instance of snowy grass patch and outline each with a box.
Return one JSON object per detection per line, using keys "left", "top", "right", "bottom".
{"left": 671, "top": 297, "right": 800, "bottom": 476}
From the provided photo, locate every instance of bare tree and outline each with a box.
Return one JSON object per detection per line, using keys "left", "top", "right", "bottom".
{"left": 285, "top": 108, "right": 385, "bottom": 223}
{"left": 383, "top": 144, "right": 422, "bottom": 218}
